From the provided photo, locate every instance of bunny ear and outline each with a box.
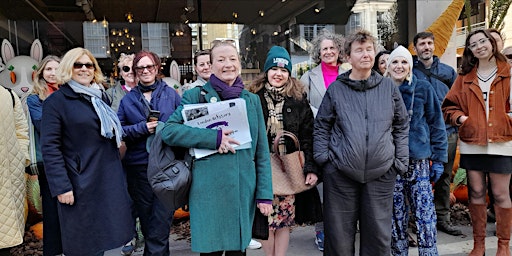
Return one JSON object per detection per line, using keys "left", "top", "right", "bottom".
{"left": 30, "top": 39, "right": 43, "bottom": 62}
{"left": 1, "top": 39, "right": 15, "bottom": 62}
{"left": 169, "top": 60, "right": 181, "bottom": 82}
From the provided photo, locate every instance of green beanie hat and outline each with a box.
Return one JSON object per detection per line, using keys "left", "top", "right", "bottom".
{"left": 264, "top": 46, "right": 292, "bottom": 74}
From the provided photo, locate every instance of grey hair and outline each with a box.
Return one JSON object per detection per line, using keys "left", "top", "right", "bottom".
{"left": 309, "top": 29, "right": 345, "bottom": 64}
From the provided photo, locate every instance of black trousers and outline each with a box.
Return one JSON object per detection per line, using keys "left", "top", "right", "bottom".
{"left": 323, "top": 163, "right": 396, "bottom": 256}
{"left": 125, "top": 165, "right": 173, "bottom": 256}
{"left": 39, "top": 169, "right": 63, "bottom": 256}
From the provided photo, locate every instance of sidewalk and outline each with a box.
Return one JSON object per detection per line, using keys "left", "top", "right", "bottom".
{"left": 104, "top": 223, "right": 509, "bottom": 256}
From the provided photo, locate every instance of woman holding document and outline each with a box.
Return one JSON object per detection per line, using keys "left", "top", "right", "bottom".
{"left": 117, "top": 50, "right": 181, "bottom": 256}
{"left": 248, "top": 46, "right": 322, "bottom": 256}
{"left": 161, "top": 40, "right": 273, "bottom": 256}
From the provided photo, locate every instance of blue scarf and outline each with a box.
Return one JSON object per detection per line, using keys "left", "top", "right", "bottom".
{"left": 68, "top": 80, "right": 124, "bottom": 147}
{"left": 209, "top": 74, "right": 245, "bottom": 100}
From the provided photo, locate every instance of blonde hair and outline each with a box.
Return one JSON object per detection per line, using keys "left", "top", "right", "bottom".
{"left": 32, "top": 55, "right": 61, "bottom": 100}
{"left": 57, "top": 47, "right": 104, "bottom": 85}
{"left": 118, "top": 53, "right": 135, "bottom": 68}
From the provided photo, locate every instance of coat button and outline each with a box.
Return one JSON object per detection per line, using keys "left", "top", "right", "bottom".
{"left": 490, "top": 91, "right": 494, "bottom": 94}
{"left": 489, "top": 123, "right": 493, "bottom": 127}
{"left": 489, "top": 139, "right": 493, "bottom": 142}
{"left": 287, "top": 108, "right": 291, "bottom": 113}
{"left": 489, "top": 107, "right": 494, "bottom": 111}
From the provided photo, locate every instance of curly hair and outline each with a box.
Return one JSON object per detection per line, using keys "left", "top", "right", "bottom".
{"left": 248, "top": 73, "right": 304, "bottom": 101}
{"left": 32, "top": 55, "right": 61, "bottom": 100}
{"left": 309, "top": 29, "right": 345, "bottom": 64}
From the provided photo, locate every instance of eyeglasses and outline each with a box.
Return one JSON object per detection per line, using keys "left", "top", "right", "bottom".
{"left": 134, "top": 64, "right": 156, "bottom": 74}
{"left": 73, "top": 62, "right": 95, "bottom": 70}
{"left": 211, "top": 39, "right": 236, "bottom": 48}
{"left": 468, "top": 38, "right": 490, "bottom": 50}
{"left": 505, "top": 54, "right": 512, "bottom": 60}
{"left": 122, "top": 66, "right": 131, "bottom": 73}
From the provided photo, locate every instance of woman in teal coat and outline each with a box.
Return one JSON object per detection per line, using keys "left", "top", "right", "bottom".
{"left": 161, "top": 41, "right": 273, "bottom": 255}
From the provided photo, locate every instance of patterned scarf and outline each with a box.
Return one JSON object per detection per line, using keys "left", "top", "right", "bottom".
{"left": 209, "top": 74, "right": 245, "bottom": 100}
{"left": 68, "top": 80, "right": 124, "bottom": 148}
{"left": 264, "top": 83, "right": 286, "bottom": 154}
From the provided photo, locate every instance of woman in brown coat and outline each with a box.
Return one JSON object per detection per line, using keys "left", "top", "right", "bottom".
{"left": 442, "top": 29, "right": 512, "bottom": 256}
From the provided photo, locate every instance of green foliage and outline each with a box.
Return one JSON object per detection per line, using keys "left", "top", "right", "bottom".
{"left": 453, "top": 168, "right": 467, "bottom": 187}
{"left": 489, "top": 0, "right": 512, "bottom": 31}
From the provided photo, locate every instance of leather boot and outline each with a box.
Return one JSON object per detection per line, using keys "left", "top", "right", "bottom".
{"left": 469, "top": 203, "right": 487, "bottom": 256}
{"left": 494, "top": 205, "right": 512, "bottom": 256}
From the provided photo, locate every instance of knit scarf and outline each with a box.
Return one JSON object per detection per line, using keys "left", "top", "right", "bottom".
{"left": 68, "top": 80, "right": 124, "bottom": 147}
{"left": 209, "top": 74, "right": 245, "bottom": 100}
{"left": 264, "top": 83, "right": 286, "bottom": 154}
{"left": 138, "top": 81, "right": 158, "bottom": 93}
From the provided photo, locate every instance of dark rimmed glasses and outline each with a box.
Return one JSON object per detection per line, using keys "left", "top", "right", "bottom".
{"left": 134, "top": 64, "right": 156, "bottom": 74}
{"left": 505, "top": 54, "right": 512, "bottom": 60}
{"left": 73, "top": 62, "right": 95, "bottom": 70}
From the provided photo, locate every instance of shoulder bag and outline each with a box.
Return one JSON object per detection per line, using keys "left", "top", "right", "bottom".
{"left": 271, "top": 130, "right": 314, "bottom": 195}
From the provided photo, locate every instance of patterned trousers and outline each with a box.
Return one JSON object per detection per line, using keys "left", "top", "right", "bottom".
{"left": 391, "top": 159, "right": 438, "bottom": 256}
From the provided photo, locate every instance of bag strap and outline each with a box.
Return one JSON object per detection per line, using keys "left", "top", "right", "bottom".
{"left": 272, "top": 130, "right": 304, "bottom": 170}
{"left": 272, "top": 130, "right": 300, "bottom": 154}
{"left": 416, "top": 65, "right": 452, "bottom": 88}
{"left": 3, "top": 86, "right": 15, "bottom": 108}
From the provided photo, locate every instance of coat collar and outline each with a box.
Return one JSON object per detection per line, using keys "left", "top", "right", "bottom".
{"left": 462, "top": 60, "right": 510, "bottom": 85}
{"left": 201, "top": 81, "right": 250, "bottom": 103}
{"left": 59, "top": 83, "right": 81, "bottom": 99}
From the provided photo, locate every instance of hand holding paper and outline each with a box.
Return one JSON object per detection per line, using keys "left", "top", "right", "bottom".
{"left": 218, "top": 129, "right": 240, "bottom": 154}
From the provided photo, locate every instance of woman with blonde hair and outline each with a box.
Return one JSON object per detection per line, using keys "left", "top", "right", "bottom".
{"left": 106, "top": 53, "right": 136, "bottom": 112}
{"left": 26, "top": 55, "right": 64, "bottom": 256}
{"left": 41, "top": 48, "right": 133, "bottom": 256}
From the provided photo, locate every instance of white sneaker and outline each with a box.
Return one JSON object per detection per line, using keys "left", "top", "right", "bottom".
{"left": 247, "top": 239, "right": 262, "bottom": 250}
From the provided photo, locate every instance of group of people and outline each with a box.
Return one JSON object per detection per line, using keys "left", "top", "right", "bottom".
{"left": 1, "top": 25, "right": 511, "bottom": 256}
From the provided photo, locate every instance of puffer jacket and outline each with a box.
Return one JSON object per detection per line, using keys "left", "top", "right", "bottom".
{"left": 314, "top": 70, "right": 409, "bottom": 183}
{"left": 442, "top": 60, "right": 512, "bottom": 145}
{"left": 0, "top": 87, "right": 29, "bottom": 249}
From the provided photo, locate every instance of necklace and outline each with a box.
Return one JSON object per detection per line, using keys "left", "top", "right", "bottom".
{"left": 477, "top": 66, "right": 498, "bottom": 83}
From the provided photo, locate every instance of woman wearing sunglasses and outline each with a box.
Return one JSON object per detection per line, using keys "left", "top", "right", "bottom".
{"left": 40, "top": 48, "right": 134, "bottom": 256}
{"left": 442, "top": 29, "right": 512, "bottom": 256}
{"left": 117, "top": 50, "right": 181, "bottom": 256}
{"left": 106, "top": 53, "right": 137, "bottom": 112}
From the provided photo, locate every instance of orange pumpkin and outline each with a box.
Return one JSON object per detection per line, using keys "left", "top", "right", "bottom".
{"left": 173, "top": 207, "right": 190, "bottom": 219}
{"left": 30, "top": 221, "right": 43, "bottom": 240}
{"left": 453, "top": 185, "right": 468, "bottom": 203}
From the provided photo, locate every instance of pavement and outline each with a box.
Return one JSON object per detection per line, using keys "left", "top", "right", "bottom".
{"left": 104, "top": 222, "right": 511, "bottom": 256}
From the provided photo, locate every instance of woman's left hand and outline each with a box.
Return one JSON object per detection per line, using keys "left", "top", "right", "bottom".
{"left": 257, "top": 202, "right": 273, "bottom": 216}
{"left": 305, "top": 173, "right": 318, "bottom": 185}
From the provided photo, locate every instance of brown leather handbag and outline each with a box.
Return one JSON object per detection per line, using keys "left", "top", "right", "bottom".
{"left": 271, "top": 131, "right": 314, "bottom": 195}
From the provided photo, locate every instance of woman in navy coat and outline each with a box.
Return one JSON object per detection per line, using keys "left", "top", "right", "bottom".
{"left": 117, "top": 50, "right": 181, "bottom": 256}
{"left": 41, "top": 48, "right": 133, "bottom": 256}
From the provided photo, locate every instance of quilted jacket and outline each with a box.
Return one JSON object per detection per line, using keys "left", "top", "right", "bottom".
{"left": 0, "top": 87, "right": 29, "bottom": 249}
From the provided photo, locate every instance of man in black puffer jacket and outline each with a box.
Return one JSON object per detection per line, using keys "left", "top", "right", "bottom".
{"left": 313, "top": 30, "right": 409, "bottom": 256}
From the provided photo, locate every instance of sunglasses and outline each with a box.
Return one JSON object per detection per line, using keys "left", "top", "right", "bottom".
{"left": 134, "top": 64, "right": 156, "bottom": 74}
{"left": 505, "top": 54, "right": 512, "bottom": 60}
{"left": 194, "top": 49, "right": 210, "bottom": 56}
{"left": 73, "top": 62, "right": 95, "bottom": 70}
{"left": 122, "top": 66, "right": 131, "bottom": 72}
